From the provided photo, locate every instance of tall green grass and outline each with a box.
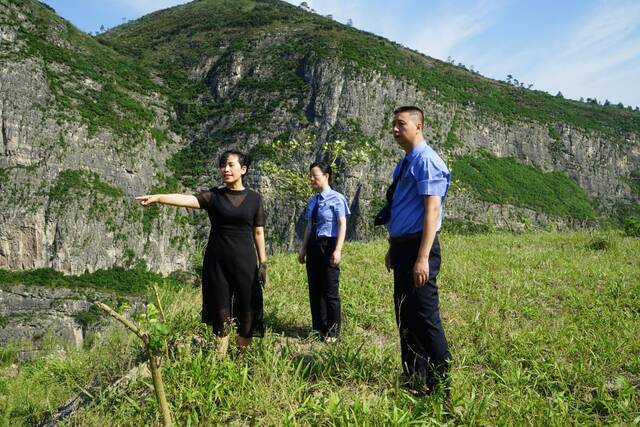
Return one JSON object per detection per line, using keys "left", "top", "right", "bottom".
{"left": 1, "top": 231, "right": 638, "bottom": 425}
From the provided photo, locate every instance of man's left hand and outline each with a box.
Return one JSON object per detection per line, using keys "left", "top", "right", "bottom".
{"left": 413, "top": 256, "right": 429, "bottom": 288}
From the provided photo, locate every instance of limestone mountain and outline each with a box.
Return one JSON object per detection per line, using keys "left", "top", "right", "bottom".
{"left": 1, "top": 0, "right": 189, "bottom": 274}
{"left": 1, "top": 0, "right": 639, "bottom": 274}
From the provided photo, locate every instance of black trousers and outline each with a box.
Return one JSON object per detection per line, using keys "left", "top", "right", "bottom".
{"left": 390, "top": 233, "right": 450, "bottom": 388}
{"left": 305, "top": 237, "right": 341, "bottom": 338}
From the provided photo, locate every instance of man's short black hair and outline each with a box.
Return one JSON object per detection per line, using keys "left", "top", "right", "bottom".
{"left": 393, "top": 106, "right": 424, "bottom": 125}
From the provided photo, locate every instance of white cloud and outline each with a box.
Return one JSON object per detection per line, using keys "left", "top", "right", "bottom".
{"left": 114, "top": 0, "right": 190, "bottom": 15}
{"left": 304, "top": 0, "right": 362, "bottom": 24}
{"left": 411, "top": 0, "right": 504, "bottom": 60}
{"left": 283, "top": 0, "right": 388, "bottom": 31}
{"left": 565, "top": 2, "right": 639, "bottom": 56}
{"left": 518, "top": 0, "right": 640, "bottom": 105}
{"left": 285, "top": 0, "right": 506, "bottom": 63}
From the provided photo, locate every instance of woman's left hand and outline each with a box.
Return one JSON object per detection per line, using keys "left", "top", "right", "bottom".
{"left": 330, "top": 250, "right": 341, "bottom": 266}
{"left": 412, "top": 256, "right": 429, "bottom": 288}
{"left": 258, "top": 263, "right": 267, "bottom": 286}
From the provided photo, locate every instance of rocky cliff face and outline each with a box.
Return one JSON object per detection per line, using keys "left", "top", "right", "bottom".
{"left": 1, "top": 0, "right": 638, "bottom": 276}
{"left": 0, "top": 0, "right": 192, "bottom": 274}
{"left": 195, "top": 51, "right": 639, "bottom": 236}
{"left": 449, "top": 116, "right": 639, "bottom": 204}
{"left": 0, "top": 62, "right": 191, "bottom": 274}
{"left": 0, "top": 284, "right": 145, "bottom": 351}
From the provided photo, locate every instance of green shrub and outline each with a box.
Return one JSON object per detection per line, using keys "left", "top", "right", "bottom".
{"left": 0, "top": 267, "right": 184, "bottom": 295}
{"left": 547, "top": 125, "right": 561, "bottom": 142}
{"left": 442, "top": 218, "right": 492, "bottom": 235}
{"left": 587, "top": 235, "right": 612, "bottom": 251}
{"left": 48, "top": 170, "right": 123, "bottom": 204}
{"left": 0, "top": 340, "right": 20, "bottom": 368}
{"left": 623, "top": 216, "right": 640, "bottom": 237}
{"left": 451, "top": 152, "right": 597, "bottom": 220}
{"left": 73, "top": 305, "right": 104, "bottom": 327}
{"left": 625, "top": 170, "right": 640, "bottom": 196}
{"left": 443, "top": 114, "right": 463, "bottom": 151}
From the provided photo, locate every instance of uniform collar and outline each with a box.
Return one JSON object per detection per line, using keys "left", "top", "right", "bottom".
{"left": 318, "top": 187, "right": 333, "bottom": 199}
{"left": 405, "top": 139, "right": 427, "bottom": 162}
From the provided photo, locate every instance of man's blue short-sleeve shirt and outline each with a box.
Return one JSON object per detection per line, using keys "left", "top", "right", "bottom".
{"left": 386, "top": 140, "right": 450, "bottom": 238}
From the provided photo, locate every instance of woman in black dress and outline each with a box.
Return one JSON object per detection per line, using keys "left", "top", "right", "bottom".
{"left": 136, "top": 150, "right": 267, "bottom": 354}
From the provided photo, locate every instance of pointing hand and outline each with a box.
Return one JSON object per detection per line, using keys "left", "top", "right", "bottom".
{"left": 135, "top": 195, "right": 159, "bottom": 206}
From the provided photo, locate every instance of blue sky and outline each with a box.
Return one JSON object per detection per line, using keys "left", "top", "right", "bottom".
{"left": 42, "top": 0, "right": 640, "bottom": 108}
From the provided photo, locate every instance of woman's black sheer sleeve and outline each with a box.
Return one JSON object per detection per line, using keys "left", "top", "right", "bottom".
{"left": 254, "top": 194, "right": 266, "bottom": 227}
{"left": 195, "top": 189, "right": 215, "bottom": 210}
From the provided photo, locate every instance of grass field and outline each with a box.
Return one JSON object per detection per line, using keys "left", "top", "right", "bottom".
{"left": 1, "top": 231, "right": 639, "bottom": 425}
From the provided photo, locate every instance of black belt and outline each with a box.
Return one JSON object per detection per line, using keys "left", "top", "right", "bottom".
{"left": 311, "top": 235, "right": 336, "bottom": 242}
{"left": 388, "top": 232, "right": 422, "bottom": 245}
{"left": 309, "top": 235, "right": 336, "bottom": 245}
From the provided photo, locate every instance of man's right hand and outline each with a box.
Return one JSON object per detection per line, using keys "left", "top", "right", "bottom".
{"left": 385, "top": 250, "right": 393, "bottom": 272}
{"left": 298, "top": 250, "right": 306, "bottom": 264}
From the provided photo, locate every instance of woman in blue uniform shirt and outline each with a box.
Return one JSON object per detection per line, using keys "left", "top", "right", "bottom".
{"left": 298, "top": 162, "right": 350, "bottom": 342}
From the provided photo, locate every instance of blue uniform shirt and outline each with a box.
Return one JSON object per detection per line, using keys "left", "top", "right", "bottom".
{"left": 305, "top": 187, "right": 351, "bottom": 238}
{"left": 386, "top": 140, "right": 451, "bottom": 238}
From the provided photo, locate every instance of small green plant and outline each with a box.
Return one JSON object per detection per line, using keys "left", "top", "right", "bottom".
{"left": 548, "top": 125, "right": 562, "bottom": 142}
{"left": 255, "top": 136, "right": 315, "bottom": 207}
{"left": 139, "top": 303, "right": 172, "bottom": 355}
{"left": 189, "top": 240, "right": 206, "bottom": 281}
{"left": 0, "top": 341, "right": 20, "bottom": 368}
{"left": 443, "top": 113, "right": 463, "bottom": 151}
{"left": 96, "top": 285, "right": 173, "bottom": 426}
{"left": 322, "top": 138, "right": 380, "bottom": 173}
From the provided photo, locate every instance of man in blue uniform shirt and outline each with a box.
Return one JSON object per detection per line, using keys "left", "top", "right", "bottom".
{"left": 384, "top": 106, "right": 451, "bottom": 396}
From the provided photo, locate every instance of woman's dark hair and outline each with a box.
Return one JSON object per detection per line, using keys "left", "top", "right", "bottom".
{"left": 310, "top": 161, "right": 332, "bottom": 182}
{"left": 219, "top": 149, "right": 251, "bottom": 170}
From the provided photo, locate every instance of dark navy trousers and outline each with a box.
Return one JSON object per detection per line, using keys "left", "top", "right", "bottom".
{"left": 390, "top": 233, "right": 450, "bottom": 388}
{"left": 305, "top": 237, "right": 341, "bottom": 338}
